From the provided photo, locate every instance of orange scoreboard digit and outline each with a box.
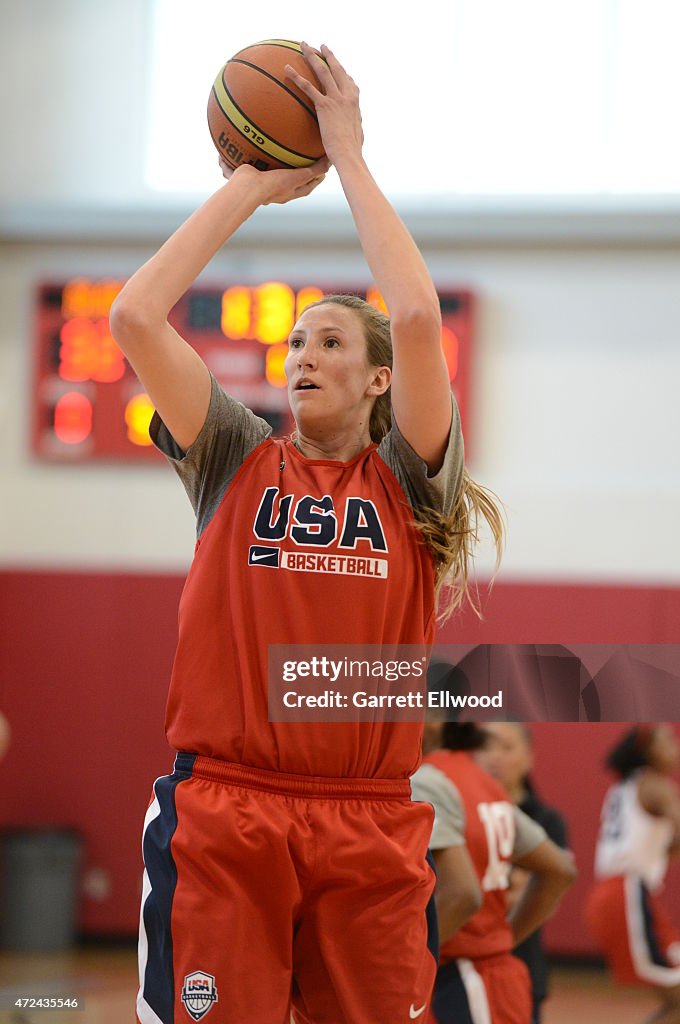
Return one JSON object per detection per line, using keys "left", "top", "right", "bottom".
{"left": 32, "top": 279, "right": 475, "bottom": 461}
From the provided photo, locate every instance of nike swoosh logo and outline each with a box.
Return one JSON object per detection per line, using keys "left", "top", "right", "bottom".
{"left": 248, "top": 546, "right": 280, "bottom": 566}
{"left": 409, "top": 1005, "right": 426, "bottom": 1019}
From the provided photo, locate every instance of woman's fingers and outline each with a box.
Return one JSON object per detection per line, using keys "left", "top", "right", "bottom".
{"left": 319, "top": 44, "right": 346, "bottom": 78}
{"left": 287, "top": 43, "right": 356, "bottom": 105}
{"left": 298, "top": 172, "right": 326, "bottom": 193}
{"left": 280, "top": 58, "right": 323, "bottom": 103}
{"left": 218, "top": 156, "right": 234, "bottom": 180}
{"left": 319, "top": 44, "right": 357, "bottom": 94}
{"left": 300, "top": 41, "right": 335, "bottom": 92}
{"left": 295, "top": 175, "right": 325, "bottom": 197}
{"left": 294, "top": 158, "right": 330, "bottom": 194}
{"left": 308, "top": 156, "right": 331, "bottom": 175}
{"left": 218, "top": 153, "right": 328, "bottom": 204}
{"left": 284, "top": 62, "right": 322, "bottom": 103}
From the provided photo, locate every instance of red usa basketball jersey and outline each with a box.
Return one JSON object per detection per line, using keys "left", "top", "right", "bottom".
{"left": 424, "top": 750, "right": 522, "bottom": 960}
{"left": 152, "top": 377, "right": 463, "bottom": 779}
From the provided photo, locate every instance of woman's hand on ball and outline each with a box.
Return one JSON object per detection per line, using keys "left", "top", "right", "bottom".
{"left": 285, "top": 43, "right": 364, "bottom": 167}
{"left": 257, "top": 158, "right": 330, "bottom": 205}
{"left": 222, "top": 157, "right": 330, "bottom": 205}
{"left": 218, "top": 156, "right": 235, "bottom": 180}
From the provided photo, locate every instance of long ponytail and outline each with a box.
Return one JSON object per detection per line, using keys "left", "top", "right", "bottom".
{"left": 303, "top": 294, "right": 505, "bottom": 619}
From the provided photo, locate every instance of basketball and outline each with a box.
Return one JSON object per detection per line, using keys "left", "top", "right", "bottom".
{"left": 207, "top": 39, "right": 326, "bottom": 172}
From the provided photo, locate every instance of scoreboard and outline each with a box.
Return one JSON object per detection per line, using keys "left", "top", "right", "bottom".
{"left": 32, "top": 278, "right": 475, "bottom": 462}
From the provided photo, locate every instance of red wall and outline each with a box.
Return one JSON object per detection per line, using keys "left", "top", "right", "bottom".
{"left": 1, "top": 570, "right": 679, "bottom": 948}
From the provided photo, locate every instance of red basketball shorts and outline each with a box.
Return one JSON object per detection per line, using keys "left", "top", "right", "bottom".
{"left": 430, "top": 952, "right": 532, "bottom": 1024}
{"left": 586, "top": 876, "right": 680, "bottom": 987}
{"left": 135, "top": 752, "right": 437, "bottom": 1024}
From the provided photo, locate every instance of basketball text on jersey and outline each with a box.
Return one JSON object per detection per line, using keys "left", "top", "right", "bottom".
{"left": 249, "top": 487, "right": 389, "bottom": 578}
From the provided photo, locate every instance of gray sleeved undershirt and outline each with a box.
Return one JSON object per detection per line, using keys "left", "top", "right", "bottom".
{"left": 377, "top": 393, "right": 464, "bottom": 517}
{"left": 513, "top": 806, "right": 548, "bottom": 859}
{"left": 411, "top": 763, "right": 466, "bottom": 850}
{"left": 149, "top": 373, "right": 272, "bottom": 537}
{"left": 151, "top": 377, "right": 464, "bottom": 534}
{"left": 411, "top": 763, "right": 547, "bottom": 857}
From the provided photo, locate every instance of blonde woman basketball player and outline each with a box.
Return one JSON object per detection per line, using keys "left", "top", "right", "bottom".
{"left": 587, "top": 724, "right": 680, "bottom": 1024}
{"left": 111, "top": 43, "right": 502, "bottom": 1024}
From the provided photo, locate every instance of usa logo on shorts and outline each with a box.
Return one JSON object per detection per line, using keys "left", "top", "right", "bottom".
{"left": 181, "top": 971, "right": 218, "bottom": 1021}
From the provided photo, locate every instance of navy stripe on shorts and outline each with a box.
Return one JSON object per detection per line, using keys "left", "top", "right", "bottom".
{"left": 432, "top": 960, "right": 475, "bottom": 1024}
{"left": 425, "top": 848, "right": 440, "bottom": 966}
{"left": 639, "top": 880, "right": 672, "bottom": 968}
{"left": 139, "top": 755, "right": 196, "bottom": 1022}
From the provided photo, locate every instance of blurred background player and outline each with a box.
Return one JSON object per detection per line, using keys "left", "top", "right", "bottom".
{"left": 479, "top": 722, "right": 570, "bottom": 1023}
{"left": 586, "top": 724, "right": 680, "bottom": 1024}
{"left": 412, "top": 721, "right": 576, "bottom": 1024}
{"left": 110, "top": 42, "right": 503, "bottom": 1024}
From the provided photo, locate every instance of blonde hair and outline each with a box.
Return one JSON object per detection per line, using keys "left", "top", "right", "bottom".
{"left": 303, "top": 293, "right": 505, "bottom": 621}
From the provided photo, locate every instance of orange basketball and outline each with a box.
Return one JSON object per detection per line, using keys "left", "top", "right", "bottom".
{"left": 207, "top": 39, "right": 326, "bottom": 172}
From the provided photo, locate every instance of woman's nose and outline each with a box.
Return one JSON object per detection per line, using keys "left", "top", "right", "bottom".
{"left": 298, "top": 343, "right": 318, "bottom": 368}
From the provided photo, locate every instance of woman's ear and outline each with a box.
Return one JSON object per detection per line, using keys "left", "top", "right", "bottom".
{"left": 366, "top": 366, "right": 391, "bottom": 397}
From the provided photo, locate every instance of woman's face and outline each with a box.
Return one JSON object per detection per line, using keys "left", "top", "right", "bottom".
{"left": 647, "top": 724, "right": 680, "bottom": 774}
{"left": 477, "top": 723, "right": 533, "bottom": 793}
{"left": 284, "top": 304, "right": 389, "bottom": 440}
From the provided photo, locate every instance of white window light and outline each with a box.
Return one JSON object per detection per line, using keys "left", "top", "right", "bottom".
{"left": 146, "top": 0, "right": 680, "bottom": 201}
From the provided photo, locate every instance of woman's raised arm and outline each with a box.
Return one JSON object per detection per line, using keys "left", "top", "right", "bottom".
{"left": 287, "top": 44, "right": 452, "bottom": 473}
{"left": 110, "top": 159, "right": 328, "bottom": 451}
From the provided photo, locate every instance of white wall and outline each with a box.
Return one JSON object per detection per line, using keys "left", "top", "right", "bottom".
{"left": 0, "top": 0, "right": 151, "bottom": 205}
{"left": 1, "top": 0, "right": 679, "bottom": 584}
{"left": 2, "top": 231, "right": 679, "bottom": 582}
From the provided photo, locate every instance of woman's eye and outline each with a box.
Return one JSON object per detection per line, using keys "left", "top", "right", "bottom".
{"left": 325, "top": 337, "right": 339, "bottom": 347}
{"left": 289, "top": 338, "right": 303, "bottom": 348}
